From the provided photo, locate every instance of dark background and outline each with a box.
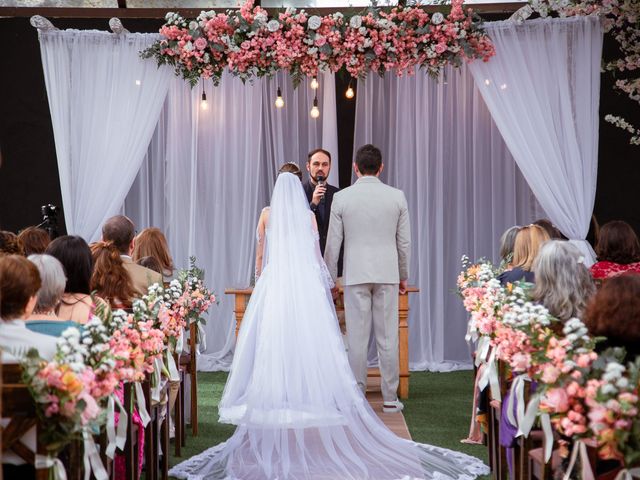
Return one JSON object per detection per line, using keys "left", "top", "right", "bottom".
{"left": 0, "top": 16, "right": 638, "bottom": 238}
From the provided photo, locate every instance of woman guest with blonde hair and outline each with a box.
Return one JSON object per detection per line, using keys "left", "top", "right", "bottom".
{"left": 132, "top": 227, "right": 175, "bottom": 281}
{"left": 498, "top": 224, "right": 550, "bottom": 285}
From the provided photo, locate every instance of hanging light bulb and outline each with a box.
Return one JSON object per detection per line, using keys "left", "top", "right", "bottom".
{"left": 310, "top": 76, "right": 319, "bottom": 90}
{"left": 200, "top": 89, "right": 208, "bottom": 110}
{"left": 310, "top": 96, "right": 320, "bottom": 119}
{"left": 345, "top": 81, "right": 355, "bottom": 99}
{"left": 275, "top": 86, "right": 284, "bottom": 108}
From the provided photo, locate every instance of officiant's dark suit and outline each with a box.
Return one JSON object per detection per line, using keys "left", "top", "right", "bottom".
{"left": 304, "top": 148, "right": 342, "bottom": 276}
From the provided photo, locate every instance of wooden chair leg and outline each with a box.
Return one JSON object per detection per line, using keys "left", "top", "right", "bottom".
{"left": 123, "top": 384, "right": 137, "bottom": 480}
{"left": 161, "top": 400, "right": 170, "bottom": 480}
{"left": 143, "top": 381, "right": 157, "bottom": 480}
{"left": 174, "top": 374, "right": 183, "bottom": 456}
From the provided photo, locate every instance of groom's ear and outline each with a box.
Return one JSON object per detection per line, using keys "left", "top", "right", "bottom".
{"left": 377, "top": 163, "right": 384, "bottom": 177}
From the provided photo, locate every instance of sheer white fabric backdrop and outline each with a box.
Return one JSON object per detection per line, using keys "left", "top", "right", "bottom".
{"left": 38, "top": 30, "right": 170, "bottom": 242}
{"left": 124, "top": 72, "right": 339, "bottom": 371}
{"left": 468, "top": 16, "right": 603, "bottom": 264}
{"left": 353, "top": 64, "right": 545, "bottom": 371}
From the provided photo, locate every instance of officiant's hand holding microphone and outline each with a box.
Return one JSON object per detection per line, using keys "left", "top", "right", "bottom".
{"left": 311, "top": 174, "right": 327, "bottom": 206}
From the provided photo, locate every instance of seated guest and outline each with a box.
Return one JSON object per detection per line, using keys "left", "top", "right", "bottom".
{"left": 0, "top": 255, "right": 57, "bottom": 362}
{"left": 102, "top": 216, "right": 162, "bottom": 295}
{"left": 590, "top": 220, "right": 640, "bottom": 279}
{"left": 17, "top": 227, "right": 50, "bottom": 256}
{"left": 132, "top": 227, "right": 175, "bottom": 281}
{"left": 137, "top": 255, "right": 163, "bottom": 276}
{"left": 498, "top": 225, "right": 549, "bottom": 285}
{"left": 0, "top": 230, "right": 23, "bottom": 256}
{"left": 533, "top": 218, "right": 565, "bottom": 240}
{"left": 498, "top": 225, "right": 520, "bottom": 271}
{"left": 46, "top": 235, "right": 106, "bottom": 324}
{"left": 25, "top": 254, "right": 77, "bottom": 337}
{"left": 584, "top": 273, "right": 640, "bottom": 360}
{"left": 532, "top": 241, "right": 595, "bottom": 322}
{"left": 91, "top": 241, "right": 137, "bottom": 309}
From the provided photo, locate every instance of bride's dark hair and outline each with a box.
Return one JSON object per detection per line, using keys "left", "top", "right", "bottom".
{"left": 278, "top": 162, "right": 302, "bottom": 180}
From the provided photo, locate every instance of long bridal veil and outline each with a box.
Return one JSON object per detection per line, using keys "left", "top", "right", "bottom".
{"left": 169, "top": 173, "right": 489, "bottom": 480}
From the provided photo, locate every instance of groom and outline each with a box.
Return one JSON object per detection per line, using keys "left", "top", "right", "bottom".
{"left": 324, "top": 144, "right": 411, "bottom": 413}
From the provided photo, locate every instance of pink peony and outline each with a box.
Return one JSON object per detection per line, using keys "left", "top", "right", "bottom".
{"left": 194, "top": 37, "right": 208, "bottom": 50}
{"left": 544, "top": 388, "right": 570, "bottom": 413}
{"left": 541, "top": 365, "right": 561, "bottom": 384}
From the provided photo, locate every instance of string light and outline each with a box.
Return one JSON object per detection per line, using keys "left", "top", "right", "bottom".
{"left": 310, "top": 96, "right": 320, "bottom": 119}
{"left": 275, "top": 86, "right": 284, "bottom": 108}
{"left": 345, "top": 81, "right": 354, "bottom": 99}
{"left": 310, "top": 76, "right": 319, "bottom": 90}
{"left": 201, "top": 89, "right": 208, "bottom": 110}
{"left": 135, "top": 79, "right": 141, "bottom": 86}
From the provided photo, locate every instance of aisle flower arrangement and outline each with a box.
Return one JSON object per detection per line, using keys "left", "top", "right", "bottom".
{"left": 458, "top": 257, "right": 640, "bottom": 469}
{"left": 141, "top": 0, "right": 495, "bottom": 86}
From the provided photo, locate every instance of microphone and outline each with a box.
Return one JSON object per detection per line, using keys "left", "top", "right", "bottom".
{"left": 316, "top": 174, "right": 326, "bottom": 204}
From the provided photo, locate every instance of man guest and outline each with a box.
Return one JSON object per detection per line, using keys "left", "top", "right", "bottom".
{"left": 324, "top": 144, "right": 411, "bottom": 413}
{"left": 102, "top": 215, "right": 162, "bottom": 296}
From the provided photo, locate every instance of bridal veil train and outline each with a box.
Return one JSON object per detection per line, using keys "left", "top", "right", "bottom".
{"left": 169, "top": 173, "right": 489, "bottom": 480}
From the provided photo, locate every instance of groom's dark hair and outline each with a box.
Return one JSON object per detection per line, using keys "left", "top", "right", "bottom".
{"left": 355, "top": 144, "right": 382, "bottom": 175}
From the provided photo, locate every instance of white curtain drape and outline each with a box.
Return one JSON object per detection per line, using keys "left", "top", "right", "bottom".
{"left": 468, "top": 16, "right": 603, "bottom": 264}
{"left": 125, "top": 73, "right": 339, "bottom": 370}
{"left": 38, "top": 30, "right": 170, "bottom": 242}
{"left": 353, "top": 65, "right": 545, "bottom": 370}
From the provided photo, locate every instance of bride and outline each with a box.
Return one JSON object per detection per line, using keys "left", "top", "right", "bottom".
{"left": 169, "top": 166, "right": 489, "bottom": 480}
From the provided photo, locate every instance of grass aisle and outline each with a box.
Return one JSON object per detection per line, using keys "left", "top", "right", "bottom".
{"left": 169, "top": 371, "right": 489, "bottom": 477}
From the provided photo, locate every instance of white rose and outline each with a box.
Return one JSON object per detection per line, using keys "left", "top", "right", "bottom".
{"left": 184, "top": 41, "right": 194, "bottom": 52}
{"left": 308, "top": 15, "right": 322, "bottom": 30}
{"left": 431, "top": 12, "right": 444, "bottom": 25}
{"left": 459, "top": 29, "right": 467, "bottom": 38}
{"left": 350, "top": 15, "right": 362, "bottom": 29}
{"left": 189, "top": 21, "right": 199, "bottom": 31}
{"left": 203, "top": 53, "right": 210, "bottom": 63}
{"left": 165, "top": 12, "right": 173, "bottom": 21}
{"left": 267, "top": 19, "right": 280, "bottom": 32}
{"left": 254, "top": 12, "right": 268, "bottom": 26}
{"left": 307, "top": 47, "right": 318, "bottom": 55}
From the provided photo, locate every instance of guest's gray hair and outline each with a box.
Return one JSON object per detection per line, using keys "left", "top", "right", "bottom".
{"left": 532, "top": 241, "right": 595, "bottom": 321}
{"left": 499, "top": 226, "right": 521, "bottom": 264}
{"left": 28, "top": 254, "right": 67, "bottom": 313}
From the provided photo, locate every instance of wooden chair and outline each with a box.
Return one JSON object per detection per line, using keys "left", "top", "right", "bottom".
{"left": 173, "top": 352, "right": 186, "bottom": 456}
{"left": 122, "top": 382, "right": 139, "bottom": 480}
{"left": 1, "top": 363, "right": 48, "bottom": 480}
{"left": 487, "top": 360, "right": 509, "bottom": 480}
{"left": 178, "top": 322, "right": 199, "bottom": 437}
{"left": 142, "top": 377, "right": 170, "bottom": 480}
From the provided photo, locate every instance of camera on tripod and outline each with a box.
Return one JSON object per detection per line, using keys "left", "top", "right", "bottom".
{"left": 39, "top": 203, "right": 59, "bottom": 239}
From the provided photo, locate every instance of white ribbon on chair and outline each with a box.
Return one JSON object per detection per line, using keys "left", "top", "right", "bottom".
{"left": 151, "top": 357, "right": 164, "bottom": 403}
{"left": 540, "top": 412, "right": 553, "bottom": 462}
{"left": 562, "top": 440, "right": 595, "bottom": 480}
{"left": 478, "top": 346, "right": 501, "bottom": 402}
{"left": 517, "top": 392, "right": 542, "bottom": 438}
{"left": 167, "top": 349, "right": 180, "bottom": 382}
{"left": 82, "top": 429, "right": 108, "bottom": 480}
{"left": 35, "top": 454, "right": 67, "bottom": 480}
{"left": 105, "top": 393, "right": 128, "bottom": 458}
{"left": 196, "top": 322, "right": 207, "bottom": 352}
{"left": 176, "top": 328, "right": 184, "bottom": 355}
{"left": 134, "top": 382, "right": 151, "bottom": 427}
{"left": 475, "top": 336, "right": 491, "bottom": 368}
{"left": 614, "top": 468, "right": 640, "bottom": 480}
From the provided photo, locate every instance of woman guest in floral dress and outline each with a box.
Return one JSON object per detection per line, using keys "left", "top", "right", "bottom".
{"left": 590, "top": 221, "right": 640, "bottom": 280}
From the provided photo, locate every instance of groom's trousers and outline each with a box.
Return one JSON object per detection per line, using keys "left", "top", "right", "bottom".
{"left": 344, "top": 283, "right": 399, "bottom": 402}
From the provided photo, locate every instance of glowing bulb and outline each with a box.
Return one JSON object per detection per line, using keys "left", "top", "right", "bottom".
{"left": 201, "top": 90, "right": 208, "bottom": 110}
{"left": 135, "top": 79, "right": 141, "bottom": 86}
{"left": 275, "top": 87, "right": 284, "bottom": 108}
{"left": 345, "top": 86, "right": 355, "bottom": 99}
{"left": 310, "top": 77, "right": 319, "bottom": 90}
{"left": 484, "top": 79, "right": 491, "bottom": 86}
{"left": 310, "top": 96, "right": 320, "bottom": 118}
{"left": 500, "top": 83, "right": 508, "bottom": 90}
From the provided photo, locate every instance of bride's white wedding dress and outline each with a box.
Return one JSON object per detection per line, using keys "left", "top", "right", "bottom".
{"left": 169, "top": 173, "right": 489, "bottom": 480}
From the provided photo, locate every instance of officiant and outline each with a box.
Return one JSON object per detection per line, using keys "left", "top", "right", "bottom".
{"left": 303, "top": 148, "right": 342, "bottom": 275}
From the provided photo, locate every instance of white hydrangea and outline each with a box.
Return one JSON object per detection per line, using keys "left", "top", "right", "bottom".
{"left": 431, "top": 12, "right": 445, "bottom": 25}
{"left": 350, "top": 15, "right": 362, "bottom": 29}
{"left": 189, "top": 21, "right": 199, "bottom": 31}
{"left": 267, "top": 20, "right": 280, "bottom": 32}
{"left": 308, "top": 15, "right": 322, "bottom": 30}
{"left": 254, "top": 12, "right": 268, "bottom": 26}
{"left": 184, "top": 41, "right": 194, "bottom": 52}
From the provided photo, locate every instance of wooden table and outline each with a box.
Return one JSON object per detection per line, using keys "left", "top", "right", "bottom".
{"left": 225, "top": 285, "right": 418, "bottom": 399}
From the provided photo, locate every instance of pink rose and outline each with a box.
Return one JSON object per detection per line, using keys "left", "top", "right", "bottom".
{"left": 511, "top": 352, "right": 531, "bottom": 372}
{"left": 194, "top": 37, "right": 208, "bottom": 50}
{"left": 435, "top": 43, "right": 447, "bottom": 54}
{"left": 544, "top": 388, "right": 569, "bottom": 413}
{"left": 315, "top": 35, "right": 327, "bottom": 47}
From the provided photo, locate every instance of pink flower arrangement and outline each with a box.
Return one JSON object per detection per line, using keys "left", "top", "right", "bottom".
{"left": 141, "top": 0, "right": 495, "bottom": 86}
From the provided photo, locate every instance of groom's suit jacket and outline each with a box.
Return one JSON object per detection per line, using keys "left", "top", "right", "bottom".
{"left": 324, "top": 176, "right": 411, "bottom": 286}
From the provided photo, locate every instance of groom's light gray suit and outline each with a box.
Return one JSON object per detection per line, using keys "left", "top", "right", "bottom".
{"left": 324, "top": 176, "right": 411, "bottom": 402}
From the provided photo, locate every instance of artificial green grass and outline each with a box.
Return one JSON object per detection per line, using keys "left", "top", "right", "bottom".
{"left": 169, "top": 371, "right": 489, "bottom": 477}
